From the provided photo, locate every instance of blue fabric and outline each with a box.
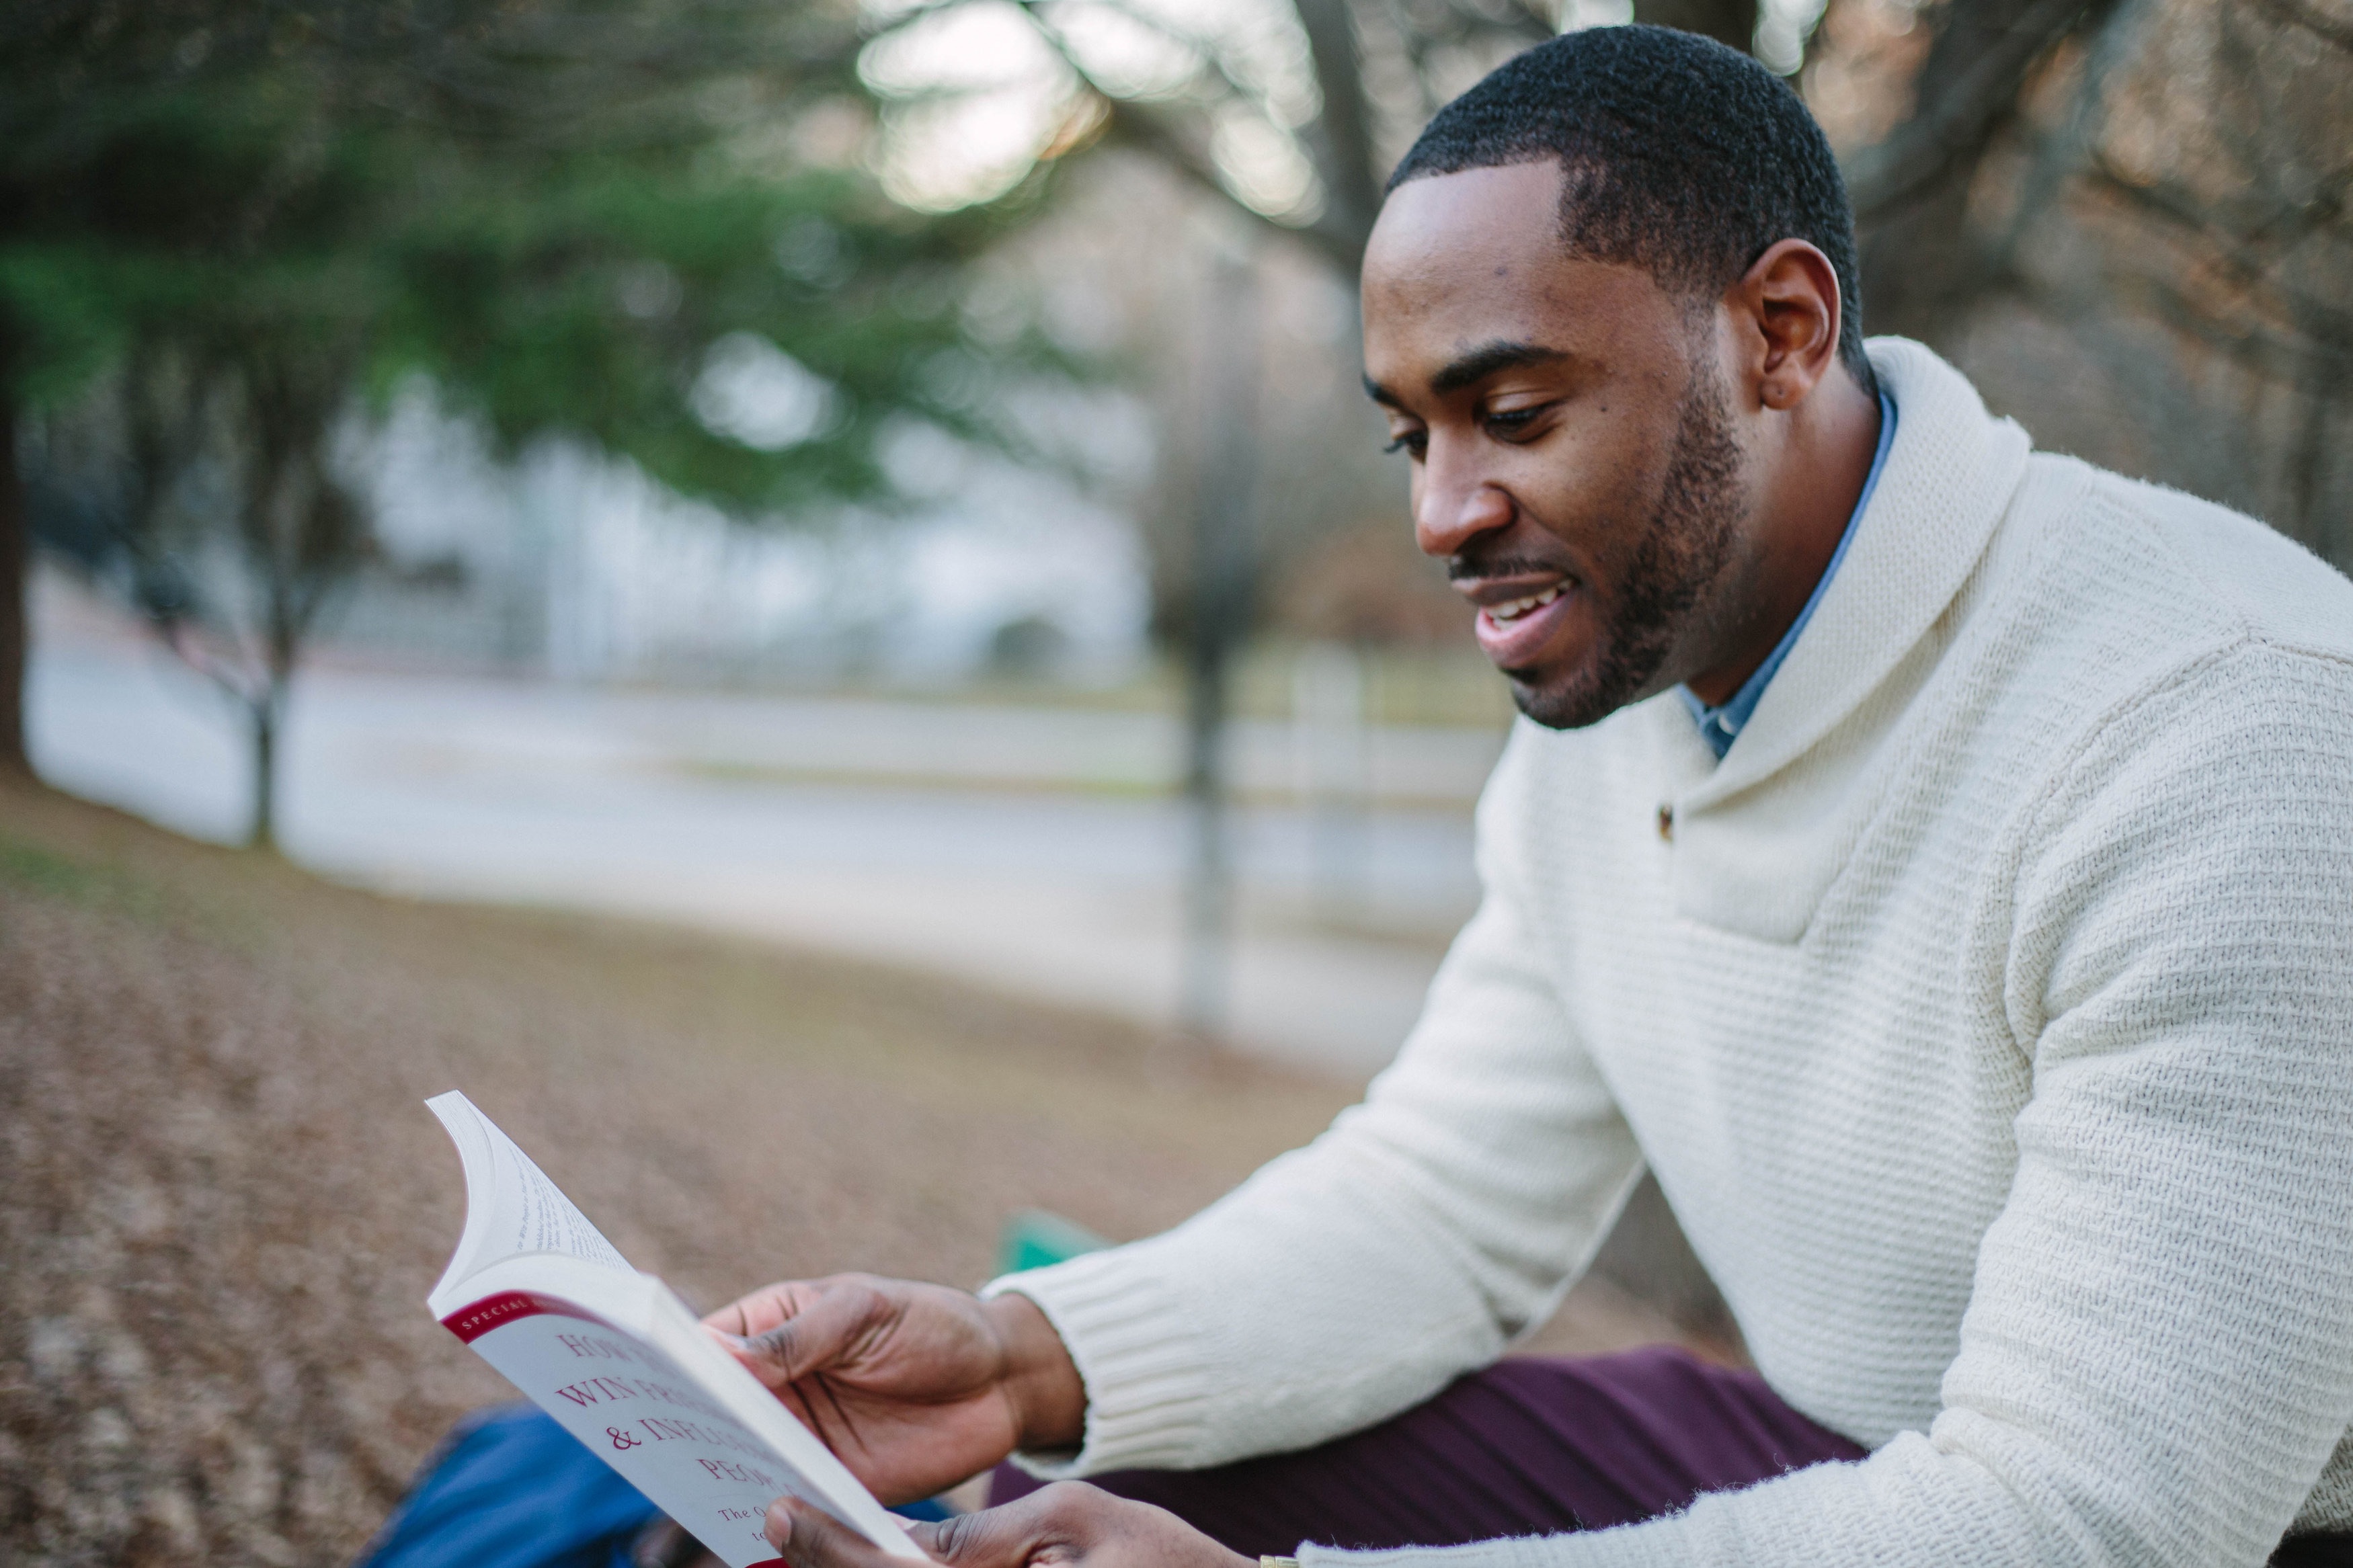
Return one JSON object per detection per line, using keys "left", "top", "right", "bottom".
{"left": 1680, "top": 388, "right": 1898, "bottom": 758}
{"left": 356, "top": 1405, "right": 955, "bottom": 1568}
{"left": 355, "top": 1405, "right": 660, "bottom": 1568}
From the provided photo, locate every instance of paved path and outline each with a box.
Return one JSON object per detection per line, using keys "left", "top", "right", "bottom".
{"left": 27, "top": 589, "right": 1503, "bottom": 1074}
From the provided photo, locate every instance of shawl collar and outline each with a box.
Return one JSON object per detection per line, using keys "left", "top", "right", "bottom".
{"left": 1679, "top": 339, "right": 2031, "bottom": 813}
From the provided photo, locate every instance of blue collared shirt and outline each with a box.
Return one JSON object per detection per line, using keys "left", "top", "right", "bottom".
{"left": 1680, "top": 388, "right": 1897, "bottom": 759}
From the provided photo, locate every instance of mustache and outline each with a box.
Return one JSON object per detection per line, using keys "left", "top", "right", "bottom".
{"left": 1447, "top": 550, "right": 1571, "bottom": 582}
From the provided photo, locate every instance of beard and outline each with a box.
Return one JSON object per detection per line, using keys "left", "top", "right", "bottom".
{"left": 1509, "top": 358, "right": 1745, "bottom": 730}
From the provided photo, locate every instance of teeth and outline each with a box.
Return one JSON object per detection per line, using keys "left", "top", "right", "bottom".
{"left": 1488, "top": 585, "right": 1562, "bottom": 622}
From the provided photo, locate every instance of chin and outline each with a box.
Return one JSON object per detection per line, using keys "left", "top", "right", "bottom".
{"left": 1504, "top": 667, "right": 1619, "bottom": 731}
{"left": 1503, "top": 640, "right": 1667, "bottom": 731}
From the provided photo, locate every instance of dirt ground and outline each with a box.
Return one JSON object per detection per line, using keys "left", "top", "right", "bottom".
{"left": 0, "top": 779, "right": 1691, "bottom": 1567}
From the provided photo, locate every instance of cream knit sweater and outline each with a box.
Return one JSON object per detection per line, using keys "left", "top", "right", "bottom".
{"left": 986, "top": 341, "right": 2353, "bottom": 1567}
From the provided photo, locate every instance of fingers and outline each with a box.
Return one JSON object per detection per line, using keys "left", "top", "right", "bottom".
{"left": 919, "top": 1485, "right": 1250, "bottom": 1568}
{"left": 767, "top": 1497, "right": 922, "bottom": 1568}
{"left": 706, "top": 1277, "right": 891, "bottom": 1392}
{"left": 907, "top": 1499, "right": 1054, "bottom": 1568}
{"left": 767, "top": 1487, "right": 1090, "bottom": 1568}
{"left": 704, "top": 1280, "right": 820, "bottom": 1340}
{"left": 768, "top": 1483, "right": 1228, "bottom": 1568}
{"left": 909, "top": 1483, "right": 1126, "bottom": 1568}
{"left": 744, "top": 1283, "right": 889, "bottom": 1390}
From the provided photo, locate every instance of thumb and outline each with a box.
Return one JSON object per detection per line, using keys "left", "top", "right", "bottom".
{"left": 766, "top": 1498, "right": 910, "bottom": 1568}
{"left": 906, "top": 1503, "right": 1054, "bottom": 1568}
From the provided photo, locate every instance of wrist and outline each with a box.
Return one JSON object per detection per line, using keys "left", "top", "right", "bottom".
{"left": 984, "top": 1290, "right": 1087, "bottom": 1453}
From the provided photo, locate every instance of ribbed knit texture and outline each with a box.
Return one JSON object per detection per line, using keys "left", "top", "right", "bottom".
{"left": 988, "top": 340, "right": 2353, "bottom": 1566}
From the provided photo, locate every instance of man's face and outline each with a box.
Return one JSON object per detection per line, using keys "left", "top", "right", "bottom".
{"left": 1361, "top": 161, "right": 1753, "bottom": 729}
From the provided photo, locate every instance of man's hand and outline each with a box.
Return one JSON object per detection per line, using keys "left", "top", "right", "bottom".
{"left": 703, "top": 1275, "right": 1085, "bottom": 1504}
{"left": 766, "top": 1485, "right": 1257, "bottom": 1568}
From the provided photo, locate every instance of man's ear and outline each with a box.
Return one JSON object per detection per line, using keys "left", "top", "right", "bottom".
{"left": 1729, "top": 239, "right": 1843, "bottom": 413}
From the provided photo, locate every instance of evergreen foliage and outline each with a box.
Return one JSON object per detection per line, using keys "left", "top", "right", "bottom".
{"left": 0, "top": 0, "right": 1074, "bottom": 835}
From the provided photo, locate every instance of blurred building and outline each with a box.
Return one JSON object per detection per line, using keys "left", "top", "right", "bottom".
{"left": 336, "top": 380, "right": 1154, "bottom": 688}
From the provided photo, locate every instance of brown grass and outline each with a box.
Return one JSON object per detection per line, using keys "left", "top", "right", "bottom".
{"left": 0, "top": 778, "right": 1687, "bottom": 1567}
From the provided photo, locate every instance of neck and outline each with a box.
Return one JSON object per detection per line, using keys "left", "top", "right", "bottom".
{"left": 1682, "top": 368, "right": 1882, "bottom": 708}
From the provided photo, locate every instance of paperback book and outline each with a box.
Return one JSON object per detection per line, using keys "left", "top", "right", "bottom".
{"left": 425, "top": 1091, "right": 926, "bottom": 1568}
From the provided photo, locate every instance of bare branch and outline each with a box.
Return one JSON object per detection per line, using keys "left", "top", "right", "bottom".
{"left": 2085, "top": 159, "right": 2352, "bottom": 262}
{"left": 2079, "top": 161, "right": 2353, "bottom": 356}
{"left": 1092, "top": 95, "right": 1364, "bottom": 271}
{"left": 1010, "top": 0, "right": 1267, "bottom": 120}
{"left": 151, "top": 614, "right": 268, "bottom": 711}
{"left": 1292, "top": 0, "right": 1384, "bottom": 264}
{"left": 2247, "top": 0, "right": 2353, "bottom": 53}
{"left": 1974, "top": 0, "right": 2141, "bottom": 280}
{"left": 1847, "top": 0, "right": 2120, "bottom": 221}
{"left": 2074, "top": 265, "right": 2353, "bottom": 389}
{"left": 1414, "top": 0, "right": 1558, "bottom": 48}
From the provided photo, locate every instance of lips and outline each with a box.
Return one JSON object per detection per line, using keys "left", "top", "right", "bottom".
{"left": 1470, "top": 579, "right": 1579, "bottom": 667}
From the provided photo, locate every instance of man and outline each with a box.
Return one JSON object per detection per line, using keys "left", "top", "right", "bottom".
{"left": 715, "top": 26, "right": 2353, "bottom": 1568}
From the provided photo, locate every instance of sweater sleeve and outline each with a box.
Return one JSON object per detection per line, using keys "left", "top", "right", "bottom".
{"left": 981, "top": 729, "right": 1645, "bottom": 1477}
{"left": 1304, "top": 643, "right": 2353, "bottom": 1568}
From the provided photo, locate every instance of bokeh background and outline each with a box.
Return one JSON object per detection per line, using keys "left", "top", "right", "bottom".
{"left": 2, "top": 1, "right": 2347, "bottom": 1562}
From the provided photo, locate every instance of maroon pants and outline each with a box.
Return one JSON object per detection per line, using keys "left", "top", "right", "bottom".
{"left": 988, "top": 1346, "right": 1863, "bottom": 1556}
{"left": 990, "top": 1347, "right": 2353, "bottom": 1565}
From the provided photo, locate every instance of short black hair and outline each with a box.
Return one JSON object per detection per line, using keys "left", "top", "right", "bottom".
{"left": 1389, "top": 25, "right": 1873, "bottom": 386}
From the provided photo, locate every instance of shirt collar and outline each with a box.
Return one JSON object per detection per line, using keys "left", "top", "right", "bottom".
{"left": 1680, "top": 386, "right": 1898, "bottom": 759}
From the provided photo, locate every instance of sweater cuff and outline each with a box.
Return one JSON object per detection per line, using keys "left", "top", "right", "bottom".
{"left": 979, "top": 1249, "right": 1213, "bottom": 1477}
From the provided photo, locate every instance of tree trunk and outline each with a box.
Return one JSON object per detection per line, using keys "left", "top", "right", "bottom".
{"left": 1632, "top": 0, "right": 1759, "bottom": 53}
{"left": 247, "top": 686, "right": 281, "bottom": 851}
{"left": 0, "top": 366, "right": 28, "bottom": 777}
{"left": 1175, "top": 246, "right": 1263, "bottom": 1045}
{"left": 1179, "top": 617, "right": 1235, "bottom": 1041}
{"left": 1848, "top": 0, "right": 2123, "bottom": 345}
{"left": 1291, "top": 0, "right": 1384, "bottom": 262}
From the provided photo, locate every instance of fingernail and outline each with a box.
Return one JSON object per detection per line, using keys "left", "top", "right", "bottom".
{"left": 766, "top": 1498, "right": 793, "bottom": 1546}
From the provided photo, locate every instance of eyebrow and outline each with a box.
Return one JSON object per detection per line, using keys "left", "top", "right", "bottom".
{"left": 1362, "top": 339, "right": 1571, "bottom": 407}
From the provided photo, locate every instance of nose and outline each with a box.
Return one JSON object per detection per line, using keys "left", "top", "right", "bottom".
{"left": 1412, "top": 446, "right": 1515, "bottom": 559}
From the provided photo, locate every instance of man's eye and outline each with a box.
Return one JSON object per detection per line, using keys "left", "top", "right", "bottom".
{"left": 1382, "top": 430, "right": 1426, "bottom": 458}
{"left": 1484, "top": 407, "right": 1544, "bottom": 437}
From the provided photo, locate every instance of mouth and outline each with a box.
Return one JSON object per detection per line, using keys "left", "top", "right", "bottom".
{"left": 1464, "top": 575, "right": 1580, "bottom": 669}
{"left": 1484, "top": 584, "right": 1563, "bottom": 623}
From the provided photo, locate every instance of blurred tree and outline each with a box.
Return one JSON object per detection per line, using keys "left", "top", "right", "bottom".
{"left": 1, "top": 0, "right": 1066, "bottom": 841}
{"left": 1834, "top": 0, "right": 2129, "bottom": 341}
{"left": 1019, "top": 1, "right": 1753, "bottom": 279}
{"left": 848, "top": 0, "right": 1773, "bottom": 673}
{"left": 848, "top": 1, "right": 1763, "bottom": 1044}
{"left": 1812, "top": 0, "right": 2351, "bottom": 559}
{"left": 926, "top": 0, "right": 2342, "bottom": 720}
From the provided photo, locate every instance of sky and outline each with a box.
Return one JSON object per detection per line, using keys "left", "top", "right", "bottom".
{"left": 856, "top": 0, "right": 1833, "bottom": 215}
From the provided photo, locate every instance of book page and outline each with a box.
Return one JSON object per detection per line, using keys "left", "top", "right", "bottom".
{"left": 428, "top": 1091, "right": 629, "bottom": 1288}
{"left": 495, "top": 1127, "right": 629, "bottom": 1268}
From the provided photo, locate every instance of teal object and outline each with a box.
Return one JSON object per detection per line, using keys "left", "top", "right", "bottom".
{"left": 998, "top": 1209, "right": 1109, "bottom": 1274}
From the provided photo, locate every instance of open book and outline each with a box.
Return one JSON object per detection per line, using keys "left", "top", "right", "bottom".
{"left": 425, "top": 1091, "right": 928, "bottom": 1567}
